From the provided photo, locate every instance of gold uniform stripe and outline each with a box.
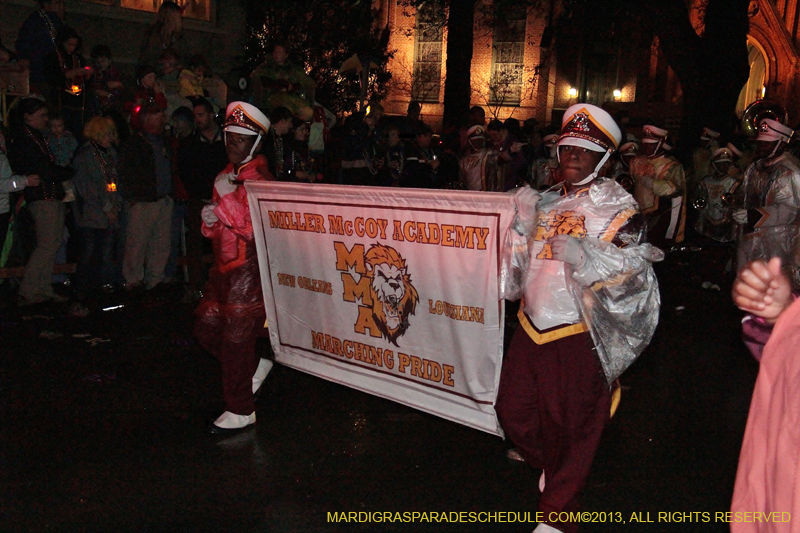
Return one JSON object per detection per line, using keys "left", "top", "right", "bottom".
{"left": 600, "top": 207, "right": 637, "bottom": 242}
{"left": 517, "top": 306, "right": 588, "bottom": 345}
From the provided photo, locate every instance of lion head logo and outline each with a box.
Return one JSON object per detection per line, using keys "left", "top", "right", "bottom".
{"left": 364, "top": 244, "right": 419, "bottom": 346}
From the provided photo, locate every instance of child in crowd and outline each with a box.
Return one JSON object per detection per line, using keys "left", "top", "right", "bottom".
{"left": 129, "top": 65, "right": 167, "bottom": 130}
{"left": 158, "top": 49, "right": 182, "bottom": 93}
{"left": 90, "top": 45, "right": 123, "bottom": 113}
{"left": 48, "top": 115, "right": 77, "bottom": 202}
{"left": 178, "top": 54, "right": 208, "bottom": 98}
{"left": 48, "top": 115, "right": 78, "bottom": 167}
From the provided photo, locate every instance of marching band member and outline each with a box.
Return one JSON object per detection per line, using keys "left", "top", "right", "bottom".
{"left": 733, "top": 118, "right": 800, "bottom": 287}
{"left": 629, "top": 124, "right": 687, "bottom": 248}
{"left": 497, "top": 104, "right": 661, "bottom": 533}
{"left": 194, "top": 101, "right": 275, "bottom": 434}
{"left": 694, "top": 147, "right": 741, "bottom": 243}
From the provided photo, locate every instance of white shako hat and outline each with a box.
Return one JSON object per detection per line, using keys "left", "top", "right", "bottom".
{"left": 726, "top": 142, "right": 743, "bottom": 158}
{"left": 701, "top": 127, "right": 720, "bottom": 140}
{"left": 711, "top": 147, "right": 733, "bottom": 163}
{"left": 557, "top": 104, "right": 622, "bottom": 184}
{"left": 618, "top": 141, "right": 639, "bottom": 157}
{"left": 223, "top": 101, "right": 271, "bottom": 165}
{"left": 542, "top": 133, "right": 559, "bottom": 147}
{"left": 756, "top": 118, "right": 793, "bottom": 143}
{"left": 642, "top": 124, "right": 671, "bottom": 152}
{"left": 224, "top": 101, "right": 270, "bottom": 136}
{"left": 558, "top": 103, "right": 621, "bottom": 153}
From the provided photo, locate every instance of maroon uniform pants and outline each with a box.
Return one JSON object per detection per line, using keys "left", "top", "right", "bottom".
{"left": 495, "top": 329, "right": 611, "bottom": 533}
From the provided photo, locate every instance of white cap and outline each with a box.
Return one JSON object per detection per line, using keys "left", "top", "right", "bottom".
{"left": 701, "top": 127, "right": 720, "bottom": 140}
{"left": 711, "top": 148, "right": 733, "bottom": 163}
{"left": 643, "top": 124, "right": 668, "bottom": 139}
{"left": 224, "top": 101, "right": 271, "bottom": 136}
{"left": 726, "top": 142, "right": 743, "bottom": 158}
{"left": 558, "top": 103, "right": 622, "bottom": 153}
{"left": 756, "top": 118, "right": 793, "bottom": 143}
{"left": 618, "top": 141, "right": 639, "bottom": 157}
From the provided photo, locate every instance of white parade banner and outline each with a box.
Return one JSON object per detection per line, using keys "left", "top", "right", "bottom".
{"left": 246, "top": 182, "right": 515, "bottom": 435}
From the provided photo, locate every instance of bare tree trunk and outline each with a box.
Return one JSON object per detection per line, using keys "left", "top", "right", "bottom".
{"left": 442, "top": 0, "right": 476, "bottom": 129}
{"left": 639, "top": 0, "right": 750, "bottom": 164}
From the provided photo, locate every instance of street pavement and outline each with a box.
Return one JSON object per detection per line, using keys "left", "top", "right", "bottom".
{"left": 0, "top": 244, "right": 757, "bottom": 532}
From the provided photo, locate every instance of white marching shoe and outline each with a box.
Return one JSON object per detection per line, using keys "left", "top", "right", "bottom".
{"left": 252, "top": 358, "right": 274, "bottom": 395}
{"left": 209, "top": 411, "right": 256, "bottom": 434}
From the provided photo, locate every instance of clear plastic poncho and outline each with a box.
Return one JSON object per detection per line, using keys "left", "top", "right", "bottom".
{"left": 501, "top": 182, "right": 663, "bottom": 384}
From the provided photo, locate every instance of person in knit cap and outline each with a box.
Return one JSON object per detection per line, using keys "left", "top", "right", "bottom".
{"left": 193, "top": 101, "right": 275, "bottom": 434}
{"left": 496, "top": 103, "right": 661, "bottom": 533}
{"left": 733, "top": 117, "right": 800, "bottom": 286}
{"left": 629, "top": 124, "right": 687, "bottom": 248}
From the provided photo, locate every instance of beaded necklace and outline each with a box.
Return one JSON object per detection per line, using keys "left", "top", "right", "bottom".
{"left": 91, "top": 142, "right": 117, "bottom": 193}
{"left": 273, "top": 132, "right": 285, "bottom": 176}
{"left": 37, "top": 9, "right": 57, "bottom": 46}
{"left": 24, "top": 125, "right": 58, "bottom": 200}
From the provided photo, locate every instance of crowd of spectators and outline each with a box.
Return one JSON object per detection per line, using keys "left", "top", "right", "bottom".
{"left": 0, "top": 0, "right": 795, "bottom": 311}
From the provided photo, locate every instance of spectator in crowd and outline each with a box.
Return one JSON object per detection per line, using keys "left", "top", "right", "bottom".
{"left": 47, "top": 114, "right": 77, "bottom": 168}
{"left": 178, "top": 54, "right": 208, "bottom": 99}
{"left": 15, "top": 0, "right": 65, "bottom": 96}
{"left": 10, "top": 98, "right": 73, "bottom": 305}
{"left": 139, "top": 1, "right": 185, "bottom": 68}
{"left": 397, "top": 100, "right": 424, "bottom": 139}
{"left": 47, "top": 113, "right": 77, "bottom": 204}
{"left": 459, "top": 105, "right": 486, "bottom": 150}
{"left": 164, "top": 107, "right": 192, "bottom": 284}
{"left": 250, "top": 43, "right": 315, "bottom": 117}
{"left": 263, "top": 106, "right": 293, "bottom": 181}
{"left": 1, "top": 144, "right": 40, "bottom": 255}
{"left": 376, "top": 124, "right": 404, "bottom": 187}
{"left": 459, "top": 125, "right": 498, "bottom": 191}
{"left": 170, "top": 106, "right": 194, "bottom": 140}
{"left": 286, "top": 117, "right": 321, "bottom": 183}
{"left": 90, "top": 45, "right": 123, "bottom": 114}
{"left": 340, "top": 111, "right": 378, "bottom": 186}
{"left": 129, "top": 65, "right": 167, "bottom": 131}
{"left": 177, "top": 97, "right": 226, "bottom": 291}
{"left": 194, "top": 101, "right": 274, "bottom": 434}
{"left": 158, "top": 49, "right": 182, "bottom": 89}
{"left": 402, "top": 123, "right": 439, "bottom": 189}
{"left": 487, "top": 119, "right": 527, "bottom": 191}
{"left": 72, "top": 116, "right": 121, "bottom": 292}
{"left": 45, "top": 25, "right": 94, "bottom": 139}
{"left": 531, "top": 133, "right": 558, "bottom": 190}
{"left": 117, "top": 103, "right": 173, "bottom": 291}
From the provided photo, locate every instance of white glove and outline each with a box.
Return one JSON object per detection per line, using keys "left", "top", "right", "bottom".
{"left": 732, "top": 208, "right": 748, "bottom": 225}
{"left": 201, "top": 204, "right": 219, "bottom": 227}
{"left": 512, "top": 186, "right": 541, "bottom": 232}
{"left": 549, "top": 234, "right": 585, "bottom": 267}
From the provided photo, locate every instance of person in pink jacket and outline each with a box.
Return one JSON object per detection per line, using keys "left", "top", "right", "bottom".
{"left": 731, "top": 257, "right": 799, "bottom": 532}
{"left": 193, "top": 102, "right": 275, "bottom": 434}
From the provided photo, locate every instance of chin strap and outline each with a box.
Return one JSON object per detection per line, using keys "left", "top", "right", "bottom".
{"left": 223, "top": 132, "right": 263, "bottom": 172}
{"left": 646, "top": 139, "right": 663, "bottom": 159}
{"left": 573, "top": 149, "right": 613, "bottom": 186}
